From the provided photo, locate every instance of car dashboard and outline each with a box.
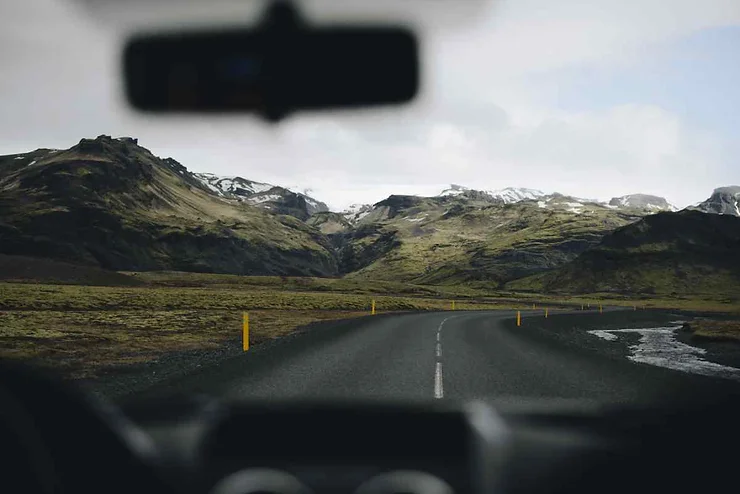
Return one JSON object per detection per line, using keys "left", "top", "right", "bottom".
{"left": 1, "top": 363, "right": 738, "bottom": 494}
{"left": 133, "top": 399, "right": 498, "bottom": 494}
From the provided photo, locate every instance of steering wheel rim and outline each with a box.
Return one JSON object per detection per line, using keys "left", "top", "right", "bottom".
{"left": 0, "top": 383, "right": 62, "bottom": 494}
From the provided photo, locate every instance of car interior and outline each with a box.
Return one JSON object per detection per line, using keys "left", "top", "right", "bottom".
{"left": 2, "top": 1, "right": 739, "bottom": 493}
{"left": 2, "top": 361, "right": 739, "bottom": 494}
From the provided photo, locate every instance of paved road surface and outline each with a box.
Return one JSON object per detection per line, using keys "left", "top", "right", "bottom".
{"left": 140, "top": 310, "right": 740, "bottom": 404}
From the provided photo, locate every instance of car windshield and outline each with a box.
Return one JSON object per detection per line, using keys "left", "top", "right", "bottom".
{"left": 1, "top": 0, "right": 739, "bottom": 406}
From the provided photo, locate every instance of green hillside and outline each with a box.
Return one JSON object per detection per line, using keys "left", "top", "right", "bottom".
{"left": 5, "top": 135, "right": 717, "bottom": 293}
{"left": 0, "top": 136, "right": 338, "bottom": 276}
{"left": 508, "top": 210, "right": 740, "bottom": 297}
{"left": 341, "top": 194, "right": 643, "bottom": 286}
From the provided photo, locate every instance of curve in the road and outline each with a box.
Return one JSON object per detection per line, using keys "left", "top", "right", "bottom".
{"left": 135, "top": 310, "right": 740, "bottom": 404}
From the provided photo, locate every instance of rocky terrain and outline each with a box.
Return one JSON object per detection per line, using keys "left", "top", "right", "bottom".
{"left": 0, "top": 136, "right": 337, "bottom": 276}
{"left": 194, "top": 173, "right": 328, "bottom": 220}
{"left": 690, "top": 186, "right": 740, "bottom": 216}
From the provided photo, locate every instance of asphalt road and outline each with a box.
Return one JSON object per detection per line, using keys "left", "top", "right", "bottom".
{"left": 139, "top": 310, "right": 740, "bottom": 404}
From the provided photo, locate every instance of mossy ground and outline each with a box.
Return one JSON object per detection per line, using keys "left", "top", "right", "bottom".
{"left": 0, "top": 277, "right": 514, "bottom": 378}
{"left": 3, "top": 269, "right": 738, "bottom": 380}
{"left": 686, "top": 320, "right": 740, "bottom": 341}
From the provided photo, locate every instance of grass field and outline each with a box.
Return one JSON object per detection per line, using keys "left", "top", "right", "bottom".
{"left": 0, "top": 278, "right": 516, "bottom": 379}
{"left": 685, "top": 320, "right": 740, "bottom": 342}
{"left": 122, "top": 271, "right": 493, "bottom": 298}
{"left": 2, "top": 271, "right": 739, "bottom": 380}
{"left": 505, "top": 291, "right": 740, "bottom": 313}
{"left": 124, "top": 272, "right": 740, "bottom": 313}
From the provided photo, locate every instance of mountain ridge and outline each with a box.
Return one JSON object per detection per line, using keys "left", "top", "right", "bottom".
{"left": 0, "top": 135, "right": 338, "bottom": 276}
{"left": 194, "top": 173, "right": 329, "bottom": 220}
{"left": 508, "top": 210, "right": 740, "bottom": 296}
{"left": 689, "top": 186, "right": 740, "bottom": 216}
{"left": 2, "top": 135, "right": 737, "bottom": 296}
{"left": 0, "top": 141, "right": 728, "bottom": 216}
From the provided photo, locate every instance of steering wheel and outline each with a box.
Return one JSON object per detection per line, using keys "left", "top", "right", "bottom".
{"left": 0, "top": 361, "right": 171, "bottom": 494}
{"left": 0, "top": 382, "right": 61, "bottom": 494}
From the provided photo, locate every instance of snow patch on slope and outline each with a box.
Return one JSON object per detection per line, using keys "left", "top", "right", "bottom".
{"left": 489, "top": 187, "right": 547, "bottom": 203}
{"left": 194, "top": 173, "right": 275, "bottom": 196}
{"left": 406, "top": 214, "right": 427, "bottom": 223}
{"left": 342, "top": 203, "right": 374, "bottom": 223}
{"left": 439, "top": 185, "right": 546, "bottom": 203}
{"left": 247, "top": 194, "right": 282, "bottom": 205}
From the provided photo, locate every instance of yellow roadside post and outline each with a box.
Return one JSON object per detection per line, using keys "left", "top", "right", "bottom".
{"left": 516, "top": 311, "right": 521, "bottom": 327}
{"left": 242, "top": 312, "right": 249, "bottom": 351}
{"left": 545, "top": 308, "right": 548, "bottom": 318}
{"left": 634, "top": 305, "right": 637, "bottom": 311}
{"left": 372, "top": 299, "right": 376, "bottom": 315}
{"left": 581, "top": 304, "right": 584, "bottom": 311}
{"left": 599, "top": 304, "right": 603, "bottom": 314}
{"left": 451, "top": 300, "right": 456, "bottom": 310}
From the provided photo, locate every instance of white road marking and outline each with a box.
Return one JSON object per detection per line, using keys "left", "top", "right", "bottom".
{"left": 434, "top": 362, "right": 444, "bottom": 398}
{"left": 434, "top": 317, "right": 453, "bottom": 399}
{"left": 437, "top": 317, "right": 451, "bottom": 334}
{"left": 588, "top": 324, "right": 740, "bottom": 381}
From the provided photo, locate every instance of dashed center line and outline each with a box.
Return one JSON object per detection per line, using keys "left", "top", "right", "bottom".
{"left": 434, "top": 317, "right": 452, "bottom": 399}
{"left": 434, "top": 362, "right": 444, "bottom": 398}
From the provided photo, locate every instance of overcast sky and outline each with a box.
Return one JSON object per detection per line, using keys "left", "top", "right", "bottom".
{"left": 1, "top": 0, "right": 739, "bottom": 210}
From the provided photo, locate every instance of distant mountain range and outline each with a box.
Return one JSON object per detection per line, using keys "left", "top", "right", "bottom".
{"left": 1, "top": 135, "right": 738, "bottom": 297}
{"left": 608, "top": 194, "right": 676, "bottom": 212}
{"left": 438, "top": 184, "right": 547, "bottom": 203}
{"left": 354, "top": 185, "right": 677, "bottom": 214}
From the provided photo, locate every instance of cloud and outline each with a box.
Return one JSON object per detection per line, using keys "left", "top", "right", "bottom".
{"left": 0, "top": 0, "right": 738, "bottom": 211}
{"left": 265, "top": 102, "right": 724, "bottom": 209}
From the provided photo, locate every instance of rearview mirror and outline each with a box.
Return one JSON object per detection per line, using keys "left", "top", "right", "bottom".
{"left": 123, "top": 1, "right": 419, "bottom": 121}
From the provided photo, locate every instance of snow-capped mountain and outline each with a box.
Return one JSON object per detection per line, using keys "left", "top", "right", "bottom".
{"left": 488, "top": 187, "right": 547, "bottom": 203}
{"left": 341, "top": 203, "right": 374, "bottom": 224}
{"left": 439, "top": 184, "right": 546, "bottom": 204}
{"left": 436, "top": 184, "right": 677, "bottom": 214}
{"left": 438, "top": 184, "right": 470, "bottom": 197}
{"left": 532, "top": 194, "right": 599, "bottom": 214}
{"left": 690, "top": 186, "right": 740, "bottom": 216}
{"left": 195, "top": 173, "right": 274, "bottom": 197}
{"left": 437, "top": 185, "right": 597, "bottom": 211}
{"left": 438, "top": 184, "right": 546, "bottom": 203}
{"left": 287, "top": 188, "right": 328, "bottom": 215}
{"left": 194, "top": 173, "right": 329, "bottom": 217}
{"left": 608, "top": 194, "right": 675, "bottom": 212}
